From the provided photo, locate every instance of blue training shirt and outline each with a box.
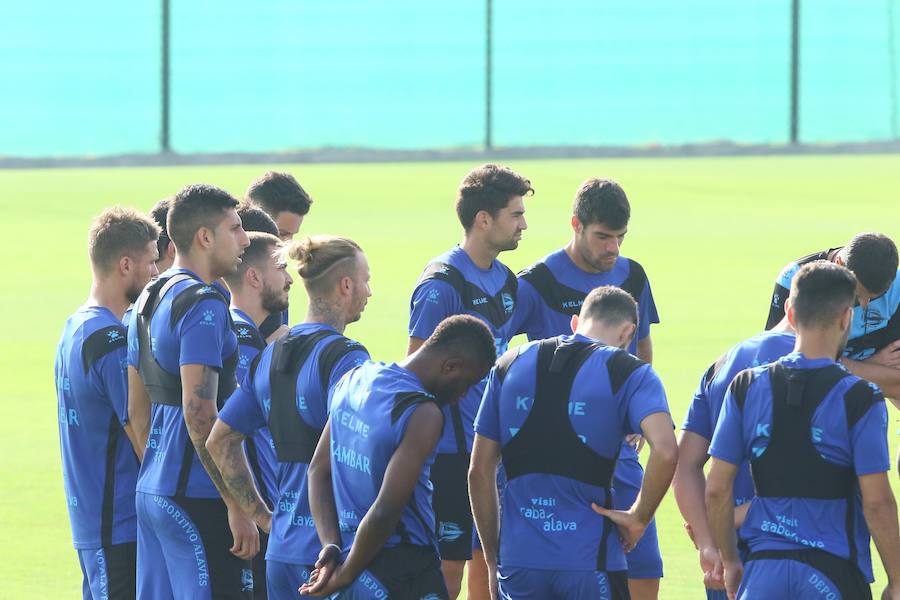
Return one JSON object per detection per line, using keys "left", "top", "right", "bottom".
{"left": 408, "top": 246, "right": 517, "bottom": 453}
{"left": 219, "top": 323, "right": 369, "bottom": 565}
{"left": 330, "top": 361, "right": 441, "bottom": 555}
{"left": 682, "top": 330, "right": 796, "bottom": 506}
{"left": 514, "top": 249, "right": 660, "bottom": 472}
{"left": 126, "top": 267, "right": 239, "bottom": 498}
{"left": 56, "top": 305, "right": 138, "bottom": 549}
{"left": 475, "top": 334, "right": 670, "bottom": 572}
{"left": 709, "top": 352, "right": 889, "bottom": 581}
{"left": 231, "top": 308, "right": 278, "bottom": 508}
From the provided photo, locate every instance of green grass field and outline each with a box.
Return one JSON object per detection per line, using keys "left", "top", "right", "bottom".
{"left": 1, "top": 155, "right": 898, "bottom": 598}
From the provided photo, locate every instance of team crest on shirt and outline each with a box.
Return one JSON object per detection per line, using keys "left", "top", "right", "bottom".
{"left": 201, "top": 310, "right": 216, "bottom": 325}
{"left": 426, "top": 289, "right": 441, "bottom": 304}
{"left": 864, "top": 309, "right": 885, "bottom": 327}
{"left": 502, "top": 292, "right": 515, "bottom": 315}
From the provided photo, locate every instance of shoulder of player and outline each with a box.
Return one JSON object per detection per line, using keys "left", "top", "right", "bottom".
{"left": 593, "top": 346, "right": 651, "bottom": 393}
{"left": 80, "top": 316, "right": 128, "bottom": 373}
{"left": 836, "top": 370, "right": 884, "bottom": 427}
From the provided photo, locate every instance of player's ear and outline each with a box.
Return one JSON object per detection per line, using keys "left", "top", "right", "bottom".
{"left": 833, "top": 254, "right": 844, "bottom": 266}
{"left": 167, "top": 240, "right": 177, "bottom": 260}
{"left": 117, "top": 255, "right": 132, "bottom": 277}
{"left": 196, "top": 226, "right": 213, "bottom": 250}
{"left": 621, "top": 322, "right": 637, "bottom": 349}
{"left": 840, "top": 305, "right": 853, "bottom": 332}
{"left": 570, "top": 314, "right": 579, "bottom": 334}
{"left": 785, "top": 298, "right": 797, "bottom": 328}
{"left": 571, "top": 215, "right": 582, "bottom": 235}
{"left": 441, "top": 355, "right": 464, "bottom": 375}
{"left": 246, "top": 265, "right": 261, "bottom": 289}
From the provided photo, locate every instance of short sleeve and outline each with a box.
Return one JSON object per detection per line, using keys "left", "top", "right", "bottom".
{"left": 636, "top": 278, "right": 660, "bottom": 341}
{"left": 178, "top": 298, "right": 228, "bottom": 368}
{"left": 850, "top": 395, "right": 890, "bottom": 475}
{"left": 218, "top": 385, "right": 266, "bottom": 437}
{"left": 328, "top": 349, "right": 370, "bottom": 391}
{"left": 474, "top": 366, "right": 503, "bottom": 442}
{"left": 682, "top": 366, "right": 714, "bottom": 439}
{"left": 235, "top": 341, "right": 262, "bottom": 385}
{"left": 95, "top": 347, "right": 130, "bottom": 425}
{"left": 126, "top": 309, "right": 140, "bottom": 368}
{"left": 511, "top": 278, "right": 541, "bottom": 339}
{"left": 708, "top": 386, "right": 747, "bottom": 465}
{"left": 408, "top": 279, "right": 460, "bottom": 340}
{"left": 621, "top": 365, "right": 670, "bottom": 435}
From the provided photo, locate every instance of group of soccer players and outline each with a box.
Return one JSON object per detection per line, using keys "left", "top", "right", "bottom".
{"left": 55, "top": 164, "right": 900, "bottom": 600}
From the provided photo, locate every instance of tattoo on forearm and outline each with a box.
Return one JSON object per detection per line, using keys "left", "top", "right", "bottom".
{"left": 220, "top": 434, "right": 267, "bottom": 519}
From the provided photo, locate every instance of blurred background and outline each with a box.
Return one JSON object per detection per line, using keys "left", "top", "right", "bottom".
{"left": 3, "top": 0, "right": 899, "bottom": 159}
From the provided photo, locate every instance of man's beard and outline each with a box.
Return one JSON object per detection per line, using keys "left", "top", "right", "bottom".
{"left": 261, "top": 284, "right": 289, "bottom": 314}
{"left": 126, "top": 279, "right": 145, "bottom": 304}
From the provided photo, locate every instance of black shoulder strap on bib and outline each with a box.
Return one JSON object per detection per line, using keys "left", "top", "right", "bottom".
{"left": 316, "top": 336, "right": 368, "bottom": 398}
{"left": 268, "top": 329, "right": 337, "bottom": 463}
{"left": 502, "top": 337, "right": 617, "bottom": 488}
{"left": 518, "top": 262, "right": 587, "bottom": 316}
{"left": 233, "top": 321, "right": 266, "bottom": 352}
{"left": 82, "top": 324, "right": 127, "bottom": 373}
{"left": 751, "top": 363, "right": 855, "bottom": 499}
{"left": 419, "top": 261, "right": 517, "bottom": 327}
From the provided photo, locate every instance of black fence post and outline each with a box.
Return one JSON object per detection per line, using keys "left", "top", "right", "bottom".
{"left": 790, "top": 0, "right": 800, "bottom": 144}
{"left": 161, "top": 0, "right": 171, "bottom": 153}
{"left": 485, "top": 0, "right": 493, "bottom": 150}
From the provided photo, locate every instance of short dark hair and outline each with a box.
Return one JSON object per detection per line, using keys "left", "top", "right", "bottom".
{"left": 579, "top": 285, "right": 638, "bottom": 327}
{"left": 456, "top": 164, "right": 533, "bottom": 231}
{"left": 167, "top": 184, "right": 240, "bottom": 252}
{"left": 573, "top": 178, "right": 630, "bottom": 230}
{"left": 422, "top": 315, "right": 497, "bottom": 372}
{"left": 844, "top": 232, "right": 898, "bottom": 296}
{"left": 88, "top": 207, "right": 160, "bottom": 273}
{"left": 224, "top": 231, "right": 281, "bottom": 287}
{"left": 790, "top": 261, "right": 857, "bottom": 328}
{"left": 236, "top": 203, "right": 279, "bottom": 236}
{"left": 246, "top": 171, "right": 313, "bottom": 217}
{"left": 150, "top": 197, "right": 172, "bottom": 259}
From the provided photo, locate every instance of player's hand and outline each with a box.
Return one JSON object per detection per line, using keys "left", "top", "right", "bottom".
{"left": 722, "top": 559, "right": 743, "bottom": 600}
{"left": 699, "top": 545, "right": 724, "bottom": 590}
{"left": 227, "top": 507, "right": 260, "bottom": 560}
{"left": 625, "top": 434, "right": 646, "bottom": 453}
{"left": 298, "top": 544, "right": 342, "bottom": 596}
{"left": 485, "top": 560, "right": 500, "bottom": 600}
{"left": 590, "top": 503, "right": 647, "bottom": 552}
{"left": 870, "top": 341, "right": 900, "bottom": 368}
{"left": 265, "top": 324, "right": 291, "bottom": 345}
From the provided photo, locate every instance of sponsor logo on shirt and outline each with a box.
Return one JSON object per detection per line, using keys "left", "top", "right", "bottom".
{"left": 472, "top": 297, "right": 488, "bottom": 305}
{"left": 562, "top": 300, "right": 583, "bottom": 310}
{"left": 438, "top": 521, "right": 464, "bottom": 542}
{"left": 426, "top": 289, "right": 441, "bottom": 304}
{"left": 201, "top": 310, "right": 216, "bottom": 325}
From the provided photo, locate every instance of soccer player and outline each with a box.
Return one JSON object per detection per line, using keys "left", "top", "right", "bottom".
{"left": 673, "top": 316, "right": 797, "bottom": 599}
{"left": 237, "top": 203, "right": 279, "bottom": 238}
{"left": 150, "top": 197, "right": 176, "bottom": 273}
{"left": 469, "top": 286, "right": 677, "bottom": 600}
{"left": 765, "top": 232, "right": 900, "bottom": 400}
{"left": 407, "top": 163, "right": 532, "bottom": 599}
{"left": 221, "top": 230, "right": 293, "bottom": 600}
{"left": 56, "top": 207, "right": 159, "bottom": 599}
{"left": 245, "top": 171, "right": 313, "bottom": 338}
{"left": 207, "top": 235, "right": 371, "bottom": 600}
{"left": 708, "top": 261, "right": 900, "bottom": 600}
{"left": 514, "top": 177, "right": 662, "bottom": 599}
{"left": 300, "top": 315, "right": 497, "bottom": 598}
{"left": 126, "top": 184, "right": 256, "bottom": 599}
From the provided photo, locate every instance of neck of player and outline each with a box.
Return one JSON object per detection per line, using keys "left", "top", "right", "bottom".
{"left": 564, "top": 240, "right": 603, "bottom": 274}
{"left": 461, "top": 235, "right": 500, "bottom": 270}
{"left": 305, "top": 296, "right": 347, "bottom": 333}
{"left": 173, "top": 254, "right": 218, "bottom": 285}
{"left": 87, "top": 278, "right": 130, "bottom": 322}
{"left": 230, "top": 291, "right": 270, "bottom": 329}
{"left": 794, "top": 327, "right": 846, "bottom": 361}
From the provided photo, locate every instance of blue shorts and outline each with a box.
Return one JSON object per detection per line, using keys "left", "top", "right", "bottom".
{"left": 266, "top": 561, "right": 313, "bottom": 600}
{"left": 135, "top": 492, "right": 253, "bottom": 600}
{"left": 739, "top": 550, "right": 871, "bottom": 600}
{"left": 77, "top": 542, "right": 136, "bottom": 599}
{"left": 498, "top": 566, "right": 629, "bottom": 600}
{"left": 613, "top": 455, "right": 663, "bottom": 579}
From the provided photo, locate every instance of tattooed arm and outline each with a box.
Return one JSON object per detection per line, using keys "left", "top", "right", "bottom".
{"left": 181, "top": 364, "right": 260, "bottom": 559}
{"left": 207, "top": 419, "right": 272, "bottom": 532}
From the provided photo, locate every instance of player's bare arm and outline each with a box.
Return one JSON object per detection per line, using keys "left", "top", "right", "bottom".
{"left": 860, "top": 472, "right": 900, "bottom": 599}
{"left": 469, "top": 433, "right": 502, "bottom": 600}
{"left": 592, "top": 412, "right": 677, "bottom": 549}
{"left": 206, "top": 419, "right": 272, "bottom": 532}
{"left": 841, "top": 353, "right": 900, "bottom": 405}
{"left": 705, "top": 457, "right": 741, "bottom": 598}
{"left": 126, "top": 365, "right": 151, "bottom": 461}
{"left": 181, "top": 363, "right": 259, "bottom": 560}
